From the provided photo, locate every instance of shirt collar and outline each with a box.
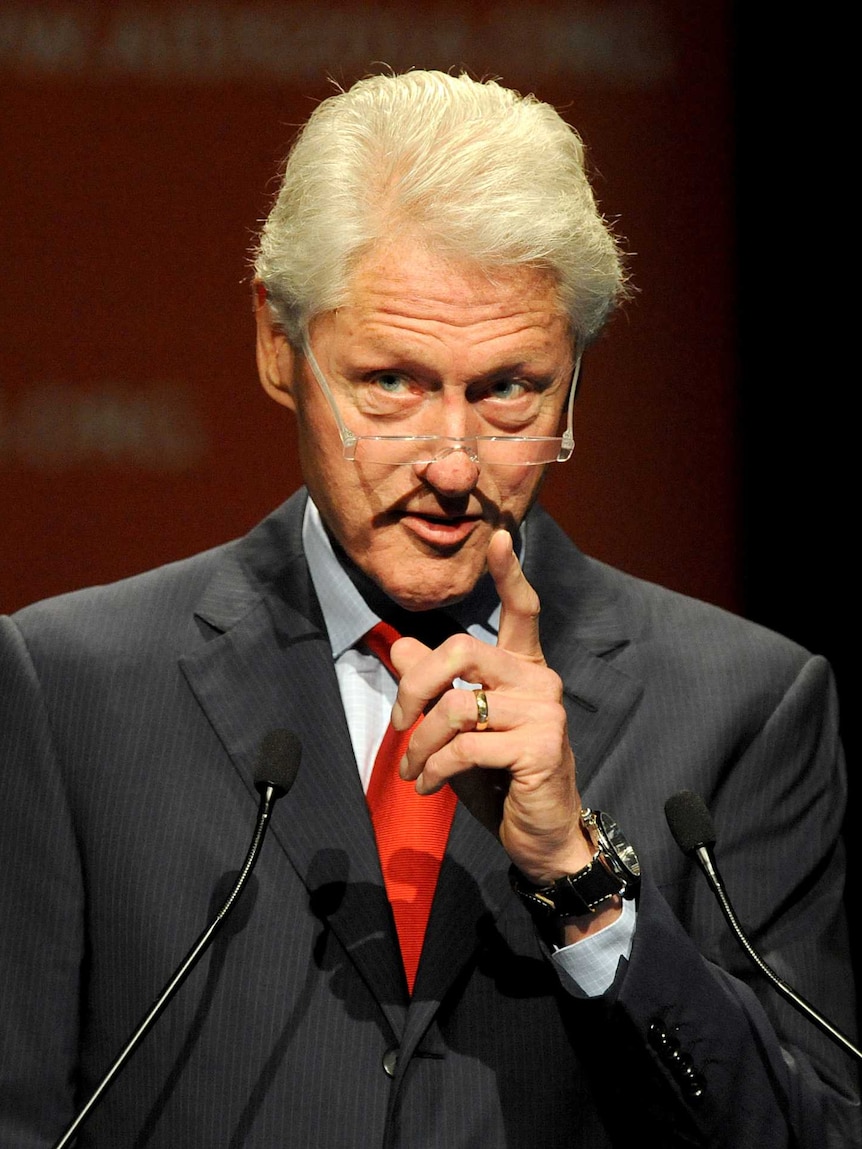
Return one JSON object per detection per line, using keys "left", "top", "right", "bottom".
{"left": 302, "top": 498, "right": 520, "bottom": 657}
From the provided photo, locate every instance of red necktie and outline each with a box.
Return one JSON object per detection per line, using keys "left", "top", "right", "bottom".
{"left": 363, "top": 621, "right": 457, "bottom": 993}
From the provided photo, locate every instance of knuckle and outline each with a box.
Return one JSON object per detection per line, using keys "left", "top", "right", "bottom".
{"left": 452, "top": 734, "right": 480, "bottom": 765}
{"left": 445, "top": 632, "right": 477, "bottom": 662}
{"left": 523, "top": 587, "right": 541, "bottom": 619}
{"left": 441, "top": 687, "right": 478, "bottom": 731}
{"left": 420, "top": 758, "right": 439, "bottom": 787}
{"left": 538, "top": 667, "right": 564, "bottom": 700}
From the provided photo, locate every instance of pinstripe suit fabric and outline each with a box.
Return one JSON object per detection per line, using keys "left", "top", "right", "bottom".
{"left": 0, "top": 491, "right": 858, "bottom": 1147}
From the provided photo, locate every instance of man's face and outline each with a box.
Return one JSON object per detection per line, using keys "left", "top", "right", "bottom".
{"left": 258, "top": 239, "right": 575, "bottom": 612}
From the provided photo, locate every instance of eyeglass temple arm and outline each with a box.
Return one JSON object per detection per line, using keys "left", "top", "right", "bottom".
{"left": 561, "top": 350, "right": 583, "bottom": 455}
{"left": 302, "top": 340, "right": 359, "bottom": 454}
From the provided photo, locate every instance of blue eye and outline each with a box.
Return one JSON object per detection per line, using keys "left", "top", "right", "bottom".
{"left": 487, "top": 380, "right": 527, "bottom": 400}
{"left": 375, "top": 374, "right": 408, "bottom": 393}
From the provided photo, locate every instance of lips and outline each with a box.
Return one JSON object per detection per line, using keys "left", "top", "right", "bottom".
{"left": 400, "top": 511, "right": 482, "bottom": 547}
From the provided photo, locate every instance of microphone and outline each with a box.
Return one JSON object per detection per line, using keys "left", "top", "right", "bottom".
{"left": 253, "top": 727, "right": 303, "bottom": 801}
{"left": 664, "top": 790, "right": 861, "bottom": 1063}
{"left": 52, "top": 730, "right": 302, "bottom": 1149}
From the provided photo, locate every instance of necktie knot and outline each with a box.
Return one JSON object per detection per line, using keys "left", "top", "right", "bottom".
{"left": 362, "top": 620, "right": 401, "bottom": 675}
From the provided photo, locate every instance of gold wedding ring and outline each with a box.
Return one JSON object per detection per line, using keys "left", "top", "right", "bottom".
{"left": 473, "top": 688, "right": 490, "bottom": 731}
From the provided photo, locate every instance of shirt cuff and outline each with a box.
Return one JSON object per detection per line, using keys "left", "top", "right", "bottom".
{"left": 550, "top": 895, "right": 637, "bottom": 998}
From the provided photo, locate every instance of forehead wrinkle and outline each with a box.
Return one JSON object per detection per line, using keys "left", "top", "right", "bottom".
{"left": 344, "top": 278, "right": 564, "bottom": 328}
{"left": 319, "top": 238, "right": 573, "bottom": 377}
{"left": 335, "top": 315, "right": 568, "bottom": 384}
{"left": 346, "top": 240, "right": 565, "bottom": 321}
{"left": 353, "top": 308, "right": 563, "bottom": 347}
{"left": 337, "top": 288, "right": 568, "bottom": 355}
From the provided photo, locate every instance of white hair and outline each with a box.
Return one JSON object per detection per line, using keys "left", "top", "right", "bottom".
{"left": 254, "top": 70, "right": 627, "bottom": 346}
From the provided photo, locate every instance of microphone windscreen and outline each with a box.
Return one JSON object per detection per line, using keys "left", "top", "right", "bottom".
{"left": 254, "top": 729, "right": 302, "bottom": 797}
{"left": 664, "top": 790, "right": 717, "bottom": 854}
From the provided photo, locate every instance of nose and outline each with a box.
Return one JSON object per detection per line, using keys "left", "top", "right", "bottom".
{"left": 417, "top": 443, "right": 480, "bottom": 497}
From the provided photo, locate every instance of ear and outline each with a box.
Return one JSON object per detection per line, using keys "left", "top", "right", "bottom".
{"left": 254, "top": 283, "right": 298, "bottom": 412}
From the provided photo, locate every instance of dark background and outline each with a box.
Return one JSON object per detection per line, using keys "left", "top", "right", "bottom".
{"left": 733, "top": 10, "right": 858, "bottom": 1017}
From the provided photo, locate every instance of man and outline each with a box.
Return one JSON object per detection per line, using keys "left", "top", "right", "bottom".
{"left": 1, "top": 71, "right": 858, "bottom": 1147}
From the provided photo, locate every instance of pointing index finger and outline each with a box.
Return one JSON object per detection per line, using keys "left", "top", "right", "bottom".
{"left": 488, "top": 529, "right": 544, "bottom": 661}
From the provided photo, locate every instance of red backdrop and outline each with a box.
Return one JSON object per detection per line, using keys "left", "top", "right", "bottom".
{"left": 1, "top": 1, "right": 736, "bottom": 613}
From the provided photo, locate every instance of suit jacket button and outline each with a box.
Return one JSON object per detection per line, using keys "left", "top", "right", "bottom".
{"left": 648, "top": 1020, "right": 668, "bottom": 1048}
{"left": 382, "top": 1048, "right": 399, "bottom": 1077}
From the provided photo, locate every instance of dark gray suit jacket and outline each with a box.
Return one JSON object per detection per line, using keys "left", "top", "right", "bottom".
{"left": 1, "top": 492, "right": 858, "bottom": 1147}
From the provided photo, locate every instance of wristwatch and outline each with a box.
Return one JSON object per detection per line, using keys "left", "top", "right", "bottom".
{"left": 510, "top": 808, "right": 641, "bottom": 921}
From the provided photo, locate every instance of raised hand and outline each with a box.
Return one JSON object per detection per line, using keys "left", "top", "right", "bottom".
{"left": 391, "top": 529, "right": 595, "bottom": 886}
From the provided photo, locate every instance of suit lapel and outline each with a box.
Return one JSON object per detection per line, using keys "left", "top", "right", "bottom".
{"left": 178, "top": 494, "right": 408, "bottom": 1039}
{"left": 527, "top": 506, "right": 645, "bottom": 797}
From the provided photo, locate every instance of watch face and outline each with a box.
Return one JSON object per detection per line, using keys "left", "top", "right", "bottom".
{"left": 597, "top": 812, "right": 641, "bottom": 881}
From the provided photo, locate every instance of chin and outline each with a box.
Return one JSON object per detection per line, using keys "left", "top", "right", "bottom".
{"left": 393, "top": 591, "right": 464, "bottom": 613}
{"left": 377, "top": 567, "right": 481, "bottom": 614}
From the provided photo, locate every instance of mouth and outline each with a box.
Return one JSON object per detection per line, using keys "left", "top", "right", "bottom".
{"left": 399, "top": 511, "right": 483, "bottom": 547}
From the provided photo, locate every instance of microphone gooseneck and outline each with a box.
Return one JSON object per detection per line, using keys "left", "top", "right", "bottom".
{"left": 664, "top": 790, "right": 861, "bottom": 1063}
{"left": 52, "top": 731, "right": 303, "bottom": 1149}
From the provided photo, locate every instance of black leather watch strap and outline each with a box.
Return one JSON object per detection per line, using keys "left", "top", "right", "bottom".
{"left": 510, "top": 853, "right": 625, "bottom": 920}
{"left": 510, "top": 809, "right": 640, "bottom": 923}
